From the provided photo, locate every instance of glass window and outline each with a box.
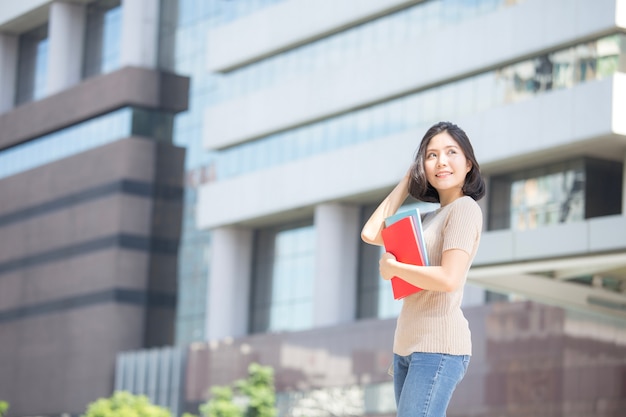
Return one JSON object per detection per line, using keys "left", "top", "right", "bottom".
{"left": 83, "top": 0, "right": 122, "bottom": 79}
{"left": 423, "top": 0, "right": 443, "bottom": 31}
{"left": 531, "top": 55, "right": 555, "bottom": 92}
{"left": 332, "top": 113, "right": 350, "bottom": 147}
{"left": 473, "top": 72, "right": 495, "bottom": 113}
{"left": 421, "top": 87, "right": 440, "bottom": 125}
{"left": 352, "top": 107, "right": 370, "bottom": 144}
{"left": 456, "top": 77, "right": 475, "bottom": 117}
{"left": 370, "top": 105, "right": 388, "bottom": 138}
{"left": 441, "top": 0, "right": 461, "bottom": 24}
{"left": 405, "top": 4, "right": 425, "bottom": 38}
{"left": 0, "top": 107, "right": 173, "bottom": 180}
{"left": 386, "top": 98, "right": 406, "bottom": 134}
{"left": 403, "top": 94, "right": 422, "bottom": 129}
{"left": 250, "top": 223, "right": 316, "bottom": 333}
{"left": 371, "top": 16, "right": 390, "bottom": 53}
{"left": 550, "top": 49, "right": 575, "bottom": 89}
{"left": 439, "top": 83, "right": 457, "bottom": 120}
{"left": 342, "top": 26, "right": 359, "bottom": 64}
{"left": 0, "top": 108, "right": 129, "bottom": 180}
{"left": 509, "top": 60, "right": 536, "bottom": 101}
{"left": 489, "top": 158, "right": 623, "bottom": 231}
{"left": 326, "top": 34, "right": 344, "bottom": 69}
{"left": 509, "top": 169, "right": 582, "bottom": 230}
{"left": 15, "top": 24, "right": 49, "bottom": 105}
{"left": 596, "top": 34, "right": 622, "bottom": 77}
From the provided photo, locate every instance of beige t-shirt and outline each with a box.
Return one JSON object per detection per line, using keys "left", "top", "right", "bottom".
{"left": 393, "top": 196, "right": 483, "bottom": 356}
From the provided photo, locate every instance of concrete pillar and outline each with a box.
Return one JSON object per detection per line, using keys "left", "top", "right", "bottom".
{"left": 120, "top": 0, "right": 159, "bottom": 68}
{"left": 0, "top": 33, "right": 18, "bottom": 113}
{"left": 47, "top": 1, "right": 86, "bottom": 95}
{"left": 206, "top": 226, "right": 253, "bottom": 341}
{"left": 313, "top": 203, "right": 360, "bottom": 327}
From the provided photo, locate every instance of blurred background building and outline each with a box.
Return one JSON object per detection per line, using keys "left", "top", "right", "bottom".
{"left": 0, "top": 0, "right": 188, "bottom": 415}
{"left": 1, "top": 0, "right": 626, "bottom": 416}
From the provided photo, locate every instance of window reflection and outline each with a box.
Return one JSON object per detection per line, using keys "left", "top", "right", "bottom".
{"left": 251, "top": 223, "right": 316, "bottom": 333}
{"left": 489, "top": 158, "right": 623, "bottom": 231}
{"left": 510, "top": 168, "right": 585, "bottom": 230}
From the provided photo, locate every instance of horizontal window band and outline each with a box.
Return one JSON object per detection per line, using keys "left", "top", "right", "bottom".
{"left": 0, "top": 179, "right": 183, "bottom": 228}
{"left": 0, "top": 234, "right": 179, "bottom": 276}
{"left": 0, "top": 288, "right": 176, "bottom": 323}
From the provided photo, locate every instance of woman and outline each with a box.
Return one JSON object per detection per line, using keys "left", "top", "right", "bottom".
{"left": 361, "top": 121, "right": 485, "bottom": 417}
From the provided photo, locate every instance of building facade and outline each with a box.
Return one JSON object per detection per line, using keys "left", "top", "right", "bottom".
{"left": 191, "top": 0, "right": 626, "bottom": 415}
{"left": 2, "top": 0, "right": 626, "bottom": 416}
{"left": 0, "top": 1, "right": 188, "bottom": 416}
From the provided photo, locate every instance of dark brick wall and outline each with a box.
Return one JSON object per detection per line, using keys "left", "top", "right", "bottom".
{"left": 0, "top": 137, "right": 185, "bottom": 417}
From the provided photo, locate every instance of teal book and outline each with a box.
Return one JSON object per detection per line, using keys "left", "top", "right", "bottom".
{"left": 384, "top": 208, "right": 429, "bottom": 266}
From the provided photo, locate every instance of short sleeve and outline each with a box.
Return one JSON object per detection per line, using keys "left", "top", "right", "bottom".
{"left": 442, "top": 197, "right": 483, "bottom": 256}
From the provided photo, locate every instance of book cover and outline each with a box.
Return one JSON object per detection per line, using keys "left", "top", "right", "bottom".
{"left": 385, "top": 208, "right": 429, "bottom": 266}
{"left": 380, "top": 216, "right": 424, "bottom": 300}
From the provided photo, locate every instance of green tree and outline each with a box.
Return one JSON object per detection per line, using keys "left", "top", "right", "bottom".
{"left": 0, "top": 400, "right": 9, "bottom": 417}
{"left": 189, "top": 363, "right": 277, "bottom": 417}
{"left": 235, "top": 363, "right": 276, "bottom": 417}
{"left": 82, "top": 391, "right": 171, "bottom": 417}
{"left": 199, "top": 386, "right": 243, "bottom": 417}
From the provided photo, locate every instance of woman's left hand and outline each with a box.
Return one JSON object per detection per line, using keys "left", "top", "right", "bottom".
{"left": 379, "top": 252, "right": 397, "bottom": 280}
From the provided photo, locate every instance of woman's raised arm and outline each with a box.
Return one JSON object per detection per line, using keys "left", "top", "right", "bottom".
{"left": 361, "top": 172, "right": 411, "bottom": 246}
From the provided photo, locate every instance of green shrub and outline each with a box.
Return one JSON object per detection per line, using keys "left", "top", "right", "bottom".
{"left": 82, "top": 391, "right": 171, "bottom": 417}
{"left": 189, "top": 363, "right": 277, "bottom": 417}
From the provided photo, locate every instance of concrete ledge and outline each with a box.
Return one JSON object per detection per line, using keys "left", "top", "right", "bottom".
{"left": 475, "top": 215, "right": 626, "bottom": 266}
{"left": 0, "top": 66, "right": 189, "bottom": 150}
{"left": 589, "top": 215, "right": 626, "bottom": 251}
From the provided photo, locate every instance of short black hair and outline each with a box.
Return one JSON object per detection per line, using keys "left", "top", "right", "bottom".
{"left": 408, "top": 121, "right": 485, "bottom": 203}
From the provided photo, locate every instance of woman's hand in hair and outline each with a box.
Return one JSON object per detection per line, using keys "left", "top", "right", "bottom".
{"left": 360, "top": 172, "right": 411, "bottom": 246}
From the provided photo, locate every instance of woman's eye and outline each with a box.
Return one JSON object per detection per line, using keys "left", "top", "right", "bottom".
{"left": 427, "top": 153, "right": 436, "bottom": 158}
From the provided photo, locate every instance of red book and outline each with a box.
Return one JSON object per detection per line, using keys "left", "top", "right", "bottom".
{"left": 381, "top": 216, "right": 424, "bottom": 299}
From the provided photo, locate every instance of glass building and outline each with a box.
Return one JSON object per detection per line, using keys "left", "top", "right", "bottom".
{"left": 196, "top": 0, "right": 626, "bottom": 338}
{"left": 191, "top": 0, "right": 626, "bottom": 415}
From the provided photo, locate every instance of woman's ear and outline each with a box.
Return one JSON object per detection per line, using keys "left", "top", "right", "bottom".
{"left": 466, "top": 160, "right": 472, "bottom": 174}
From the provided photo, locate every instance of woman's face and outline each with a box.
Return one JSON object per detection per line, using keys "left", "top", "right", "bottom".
{"left": 423, "top": 131, "right": 472, "bottom": 204}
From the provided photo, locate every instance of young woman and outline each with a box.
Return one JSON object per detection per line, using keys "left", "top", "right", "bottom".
{"left": 361, "top": 121, "right": 485, "bottom": 417}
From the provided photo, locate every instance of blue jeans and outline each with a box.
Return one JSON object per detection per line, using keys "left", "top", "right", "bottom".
{"left": 393, "top": 352, "right": 470, "bottom": 417}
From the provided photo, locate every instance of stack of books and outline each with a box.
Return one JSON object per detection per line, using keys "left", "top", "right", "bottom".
{"left": 381, "top": 208, "right": 429, "bottom": 299}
